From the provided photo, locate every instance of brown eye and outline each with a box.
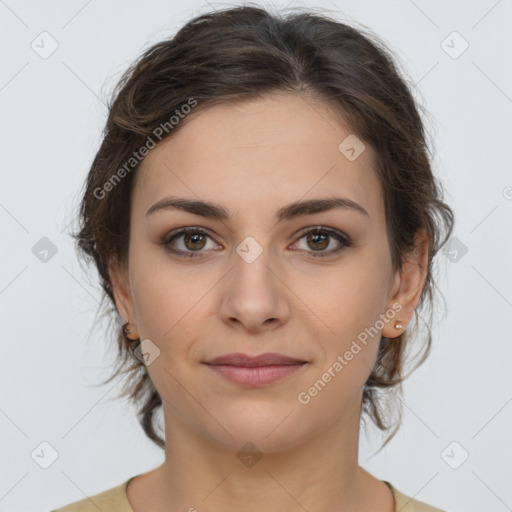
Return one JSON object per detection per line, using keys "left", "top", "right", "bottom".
{"left": 183, "top": 232, "right": 207, "bottom": 251}
{"left": 162, "top": 227, "right": 218, "bottom": 258}
{"left": 306, "top": 232, "right": 329, "bottom": 251}
{"left": 294, "top": 227, "right": 352, "bottom": 258}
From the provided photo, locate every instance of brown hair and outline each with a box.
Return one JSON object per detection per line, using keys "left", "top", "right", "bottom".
{"left": 70, "top": 3, "right": 454, "bottom": 452}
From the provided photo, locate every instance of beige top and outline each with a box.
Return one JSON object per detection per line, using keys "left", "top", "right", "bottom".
{"left": 51, "top": 475, "right": 446, "bottom": 511}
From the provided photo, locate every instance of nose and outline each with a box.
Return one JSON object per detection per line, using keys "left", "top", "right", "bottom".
{"left": 218, "top": 245, "right": 291, "bottom": 333}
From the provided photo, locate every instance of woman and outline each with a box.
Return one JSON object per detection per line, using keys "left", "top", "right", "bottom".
{"left": 52, "top": 4, "right": 454, "bottom": 511}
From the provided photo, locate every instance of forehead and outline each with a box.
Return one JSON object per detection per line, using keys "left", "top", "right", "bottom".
{"left": 133, "top": 92, "right": 383, "bottom": 225}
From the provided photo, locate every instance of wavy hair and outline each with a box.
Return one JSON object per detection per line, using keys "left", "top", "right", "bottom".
{"left": 70, "top": 4, "right": 454, "bottom": 452}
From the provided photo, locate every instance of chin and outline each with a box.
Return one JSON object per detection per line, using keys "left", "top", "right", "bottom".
{"left": 199, "top": 404, "right": 312, "bottom": 454}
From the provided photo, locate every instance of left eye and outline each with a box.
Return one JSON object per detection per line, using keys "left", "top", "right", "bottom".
{"left": 292, "top": 227, "right": 351, "bottom": 257}
{"left": 162, "top": 226, "right": 351, "bottom": 259}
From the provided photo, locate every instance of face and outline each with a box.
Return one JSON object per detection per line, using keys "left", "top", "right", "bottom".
{"left": 109, "top": 91, "right": 424, "bottom": 453}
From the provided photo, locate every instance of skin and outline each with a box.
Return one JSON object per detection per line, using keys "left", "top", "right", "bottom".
{"left": 109, "top": 90, "right": 429, "bottom": 512}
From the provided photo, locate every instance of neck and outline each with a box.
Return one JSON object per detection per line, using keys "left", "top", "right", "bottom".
{"left": 129, "top": 396, "right": 393, "bottom": 512}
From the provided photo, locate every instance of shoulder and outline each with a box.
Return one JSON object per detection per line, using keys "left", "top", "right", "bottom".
{"left": 50, "top": 476, "right": 448, "bottom": 512}
{"left": 385, "top": 481, "right": 446, "bottom": 512}
{"left": 50, "top": 477, "right": 135, "bottom": 512}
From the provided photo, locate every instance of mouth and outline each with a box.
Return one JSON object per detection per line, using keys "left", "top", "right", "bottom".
{"left": 204, "top": 352, "right": 307, "bottom": 366}
{"left": 203, "top": 352, "right": 308, "bottom": 386}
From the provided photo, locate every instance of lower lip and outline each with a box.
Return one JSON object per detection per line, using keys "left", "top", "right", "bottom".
{"left": 204, "top": 363, "right": 307, "bottom": 386}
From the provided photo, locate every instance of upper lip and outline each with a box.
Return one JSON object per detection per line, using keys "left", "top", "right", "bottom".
{"left": 204, "top": 352, "right": 307, "bottom": 367}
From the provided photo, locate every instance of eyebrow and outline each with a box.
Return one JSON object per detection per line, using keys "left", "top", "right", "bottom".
{"left": 145, "top": 196, "right": 370, "bottom": 222}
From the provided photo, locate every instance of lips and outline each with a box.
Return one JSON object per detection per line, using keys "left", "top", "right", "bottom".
{"left": 204, "top": 352, "right": 307, "bottom": 367}
{"left": 203, "top": 352, "right": 308, "bottom": 387}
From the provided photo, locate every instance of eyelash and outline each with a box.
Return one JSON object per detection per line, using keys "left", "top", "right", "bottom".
{"left": 161, "top": 226, "right": 352, "bottom": 259}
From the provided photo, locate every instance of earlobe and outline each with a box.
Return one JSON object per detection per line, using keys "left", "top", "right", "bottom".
{"left": 382, "top": 229, "right": 429, "bottom": 339}
{"left": 403, "top": 228, "right": 429, "bottom": 307}
{"left": 108, "top": 260, "right": 137, "bottom": 334}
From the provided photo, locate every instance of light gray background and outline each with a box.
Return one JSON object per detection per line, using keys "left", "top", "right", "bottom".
{"left": 1, "top": 1, "right": 511, "bottom": 511}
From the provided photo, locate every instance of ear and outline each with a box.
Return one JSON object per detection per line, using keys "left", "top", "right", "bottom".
{"left": 381, "top": 228, "right": 429, "bottom": 339}
{"left": 108, "top": 259, "right": 139, "bottom": 339}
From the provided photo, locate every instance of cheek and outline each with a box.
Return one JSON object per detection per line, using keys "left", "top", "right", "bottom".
{"left": 129, "top": 259, "right": 185, "bottom": 341}
{"left": 130, "top": 256, "right": 217, "bottom": 355}
{"left": 131, "top": 275, "right": 171, "bottom": 336}
{"left": 305, "top": 256, "right": 390, "bottom": 371}
{"left": 312, "top": 260, "right": 388, "bottom": 331}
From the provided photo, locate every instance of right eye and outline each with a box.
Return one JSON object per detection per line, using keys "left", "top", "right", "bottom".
{"left": 161, "top": 227, "right": 220, "bottom": 258}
